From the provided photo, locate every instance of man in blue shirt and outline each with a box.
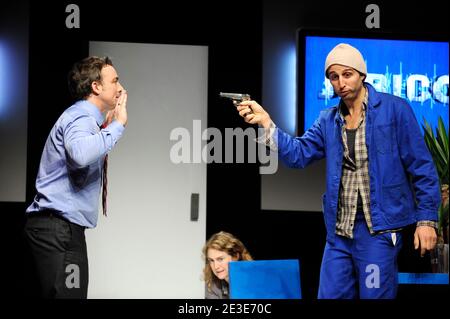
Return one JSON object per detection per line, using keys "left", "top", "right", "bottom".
{"left": 236, "top": 44, "right": 440, "bottom": 298}
{"left": 24, "top": 56, "right": 127, "bottom": 298}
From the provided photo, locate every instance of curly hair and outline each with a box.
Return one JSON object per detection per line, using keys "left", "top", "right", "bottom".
{"left": 202, "top": 231, "right": 253, "bottom": 291}
{"left": 67, "top": 56, "right": 113, "bottom": 100}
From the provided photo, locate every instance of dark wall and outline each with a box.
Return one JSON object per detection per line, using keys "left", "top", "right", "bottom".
{"left": 0, "top": 0, "right": 29, "bottom": 297}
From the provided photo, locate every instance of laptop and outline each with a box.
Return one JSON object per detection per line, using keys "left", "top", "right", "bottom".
{"left": 228, "top": 259, "right": 301, "bottom": 299}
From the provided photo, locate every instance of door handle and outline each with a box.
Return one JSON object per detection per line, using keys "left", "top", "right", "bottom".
{"left": 190, "top": 193, "right": 199, "bottom": 221}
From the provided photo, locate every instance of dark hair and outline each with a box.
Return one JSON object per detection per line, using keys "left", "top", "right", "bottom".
{"left": 67, "top": 56, "right": 113, "bottom": 100}
{"left": 359, "top": 71, "right": 367, "bottom": 82}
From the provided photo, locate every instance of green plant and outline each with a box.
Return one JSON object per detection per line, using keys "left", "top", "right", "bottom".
{"left": 422, "top": 116, "right": 449, "bottom": 241}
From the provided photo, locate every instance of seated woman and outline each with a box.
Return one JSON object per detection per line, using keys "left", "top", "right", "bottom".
{"left": 202, "top": 231, "right": 253, "bottom": 299}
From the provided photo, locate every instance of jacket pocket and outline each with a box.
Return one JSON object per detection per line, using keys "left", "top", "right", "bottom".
{"left": 374, "top": 123, "right": 395, "bottom": 154}
{"left": 56, "top": 219, "right": 73, "bottom": 251}
{"left": 381, "top": 183, "right": 408, "bottom": 224}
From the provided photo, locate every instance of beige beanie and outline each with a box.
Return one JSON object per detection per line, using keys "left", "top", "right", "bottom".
{"left": 324, "top": 43, "right": 367, "bottom": 78}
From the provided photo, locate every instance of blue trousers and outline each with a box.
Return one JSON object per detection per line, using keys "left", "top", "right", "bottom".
{"left": 318, "top": 212, "right": 402, "bottom": 299}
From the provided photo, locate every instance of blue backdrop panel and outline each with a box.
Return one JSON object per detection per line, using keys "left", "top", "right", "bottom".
{"left": 398, "top": 272, "right": 449, "bottom": 285}
{"left": 229, "top": 259, "right": 301, "bottom": 299}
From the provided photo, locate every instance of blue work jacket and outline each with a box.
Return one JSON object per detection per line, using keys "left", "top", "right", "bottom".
{"left": 276, "top": 83, "right": 440, "bottom": 243}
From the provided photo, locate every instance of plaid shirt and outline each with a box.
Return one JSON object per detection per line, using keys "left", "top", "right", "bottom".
{"left": 335, "top": 89, "right": 373, "bottom": 238}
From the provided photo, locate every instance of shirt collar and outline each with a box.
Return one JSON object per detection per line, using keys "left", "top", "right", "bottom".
{"left": 75, "top": 100, "right": 104, "bottom": 127}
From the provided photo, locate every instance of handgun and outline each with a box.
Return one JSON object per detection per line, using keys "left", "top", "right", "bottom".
{"left": 219, "top": 92, "right": 252, "bottom": 115}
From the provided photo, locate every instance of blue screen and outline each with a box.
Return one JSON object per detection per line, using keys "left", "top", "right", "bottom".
{"left": 304, "top": 36, "right": 449, "bottom": 133}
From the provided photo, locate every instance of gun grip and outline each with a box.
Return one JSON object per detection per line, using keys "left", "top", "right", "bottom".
{"left": 243, "top": 104, "right": 253, "bottom": 117}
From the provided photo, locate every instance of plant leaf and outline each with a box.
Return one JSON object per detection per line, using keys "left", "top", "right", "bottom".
{"left": 437, "top": 116, "right": 449, "bottom": 161}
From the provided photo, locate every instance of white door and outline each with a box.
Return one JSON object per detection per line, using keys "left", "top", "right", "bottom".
{"left": 87, "top": 41, "right": 207, "bottom": 298}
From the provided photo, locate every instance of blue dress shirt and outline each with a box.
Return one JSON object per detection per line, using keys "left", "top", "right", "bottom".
{"left": 26, "top": 100, "right": 125, "bottom": 228}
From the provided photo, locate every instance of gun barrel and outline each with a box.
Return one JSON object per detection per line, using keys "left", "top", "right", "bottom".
{"left": 219, "top": 92, "right": 250, "bottom": 100}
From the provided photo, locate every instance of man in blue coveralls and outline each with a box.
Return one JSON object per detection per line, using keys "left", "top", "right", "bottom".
{"left": 236, "top": 43, "right": 440, "bottom": 298}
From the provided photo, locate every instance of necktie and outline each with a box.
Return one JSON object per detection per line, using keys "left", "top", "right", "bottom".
{"left": 100, "top": 123, "right": 108, "bottom": 216}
